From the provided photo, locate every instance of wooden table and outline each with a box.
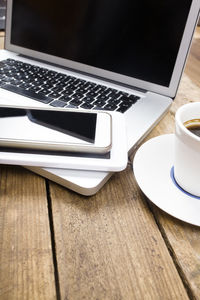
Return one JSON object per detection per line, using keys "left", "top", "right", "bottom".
{"left": 0, "top": 27, "right": 200, "bottom": 300}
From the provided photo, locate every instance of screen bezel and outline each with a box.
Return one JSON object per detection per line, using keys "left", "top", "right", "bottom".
{"left": 5, "top": 0, "right": 200, "bottom": 98}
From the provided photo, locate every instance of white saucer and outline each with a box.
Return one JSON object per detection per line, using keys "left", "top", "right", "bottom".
{"left": 133, "top": 134, "right": 200, "bottom": 226}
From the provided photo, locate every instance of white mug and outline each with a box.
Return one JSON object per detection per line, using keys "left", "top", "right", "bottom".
{"left": 174, "top": 102, "right": 200, "bottom": 197}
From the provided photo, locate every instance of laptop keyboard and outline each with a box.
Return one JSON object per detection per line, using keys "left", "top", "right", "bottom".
{"left": 0, "top": 58, "right": 140, "bottom": 113}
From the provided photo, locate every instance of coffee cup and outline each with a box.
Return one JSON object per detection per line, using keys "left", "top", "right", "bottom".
{"left": 174, "top": 102, "right": 200, "bottom": 197}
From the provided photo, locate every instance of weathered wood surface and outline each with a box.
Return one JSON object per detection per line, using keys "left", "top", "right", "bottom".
{"left": 0, "top": 31, "right": 56, "bottom": 300}
{"left": 0, "top": 167, "right": 56, "bottom": 300}
{"left": 143, "top": 26, "right": 200, "bottom": 300}
{"left": 0, "top": 27, "right": 200, "bottom": 300}
{"left": 49, "top": 168, "right": 188, "bottom": 300}
{"left": 128, "top": 26, "right": 200, "bottom": 299}
{"left": 48, "top": 27, "right": 200, "bottom": 300}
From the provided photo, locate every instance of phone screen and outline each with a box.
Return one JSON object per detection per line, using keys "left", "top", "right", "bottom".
{"left": 0, "top": 107, "right": 97, "bottom": 143}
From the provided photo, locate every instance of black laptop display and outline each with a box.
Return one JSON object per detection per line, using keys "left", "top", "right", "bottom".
{"left": 11, "top": 0, "right": 192, "bottom": 88}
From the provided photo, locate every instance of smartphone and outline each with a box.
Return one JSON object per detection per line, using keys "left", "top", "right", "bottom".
{"left": 0, "top": 106, "right": 112, "bottom": 153}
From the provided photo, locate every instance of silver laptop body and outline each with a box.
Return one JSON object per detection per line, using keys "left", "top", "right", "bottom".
{"left": 0, "top": 0, "right": 199, "bottom": 195}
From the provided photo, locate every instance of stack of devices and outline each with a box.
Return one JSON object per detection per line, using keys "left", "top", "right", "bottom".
{"left": 0, "top": 0, "right": 199, "bottom": 195}
{"left": 0, "top": 105, "right": 128, "bottom": 171}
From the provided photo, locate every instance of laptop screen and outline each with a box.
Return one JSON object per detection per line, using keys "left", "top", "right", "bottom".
{"left": 8, "top": 0, "right": 197, "bottom": 95}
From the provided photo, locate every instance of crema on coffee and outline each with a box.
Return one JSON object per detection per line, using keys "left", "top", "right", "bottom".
{"left": 184, "top": 119, "right": 200, "bottom": 137}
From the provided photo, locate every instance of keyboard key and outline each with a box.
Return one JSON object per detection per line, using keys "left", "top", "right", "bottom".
{"left": 18, "top": 83, "right": 32, "bottom": 89}
{"left": 50, "top": 86, "right": 60, "bottom": 92}
{"left": 29, "top": 86, "right": 42, "bottom": 92}
{"left": 103, "top": 103, "right": 117, "bottom": 111}
{"left": 84, "top": 82, "right": 97, "bottom": 89}
{"left": 120, "top": 96, "right": 135, "bottom": 104}
{"left": 59, "top": 95, "right": 72, "bottom": 102}
{"left": 69, "top": 99, "right": 82, "bottom": 106}
{"left": 1, "top": 77, "right": 12, "bottom": 83}
{"left": 76, "top": 87, "right": 87, "bottom": 94}
{"left": 119, "top": 91, "right": 129, "bottom": 97}
{"left": 96, "top": 86, "right": 107, "bottom": 92}
{"left": 40, "top": 87, "right": 51, "bottom": 94}
{"left": 9, "top": 79, "right": 22, "bottom": 85}
{"left": 72, "top": 92, "right": 84, "bottom": 99}
{"left": 50, "top": 99, "right": 66, "bottom": 107}
{"left": 93, "top": 99, "right": 105, "bottom": 107}
{"left": 107, "top": 98, "right": 121, "bottom": 105}
{"left": 128, "top": 95, "right": 140, "bottom": 102}
{"left": 62, "top": 89, "right": 74, "bottom": 96}
{"left": 117, "top": 102, "right": 132, "bottom": 113}
{"left": 104, "top": 88, "right": 113, "bottom": 95}
{"left": 93, "top": 106, "right": 106, "bottom": 110}
{"left": 109, "top": 92, "right": 121, "bottom": 99}
{"left": 82, "top": 96, "right": 94, "bottom": 103}
{"left": 96, "top": 94, "right": 110, "bottom": 101}
{"left": 80, "top": 102, "right": 94, "bottom": 109}
{"left": 86, "top": 91, "right": 99, "bottom": 97}
{"left": 41, "top": 83, "right": 52, "bottom": 89}
{"left": 48, "top": 91, "right": 61, "bottom": 99}
{"left": 65, "top": 104, "right": 78, "bottom": 109}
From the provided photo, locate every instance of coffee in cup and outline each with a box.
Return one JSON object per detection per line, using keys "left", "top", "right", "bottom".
{"left": 174, "top": 102, "right": 200, "bottom": 197}
{"left": 184, "top": 119, "right": 200, "bottom": 138}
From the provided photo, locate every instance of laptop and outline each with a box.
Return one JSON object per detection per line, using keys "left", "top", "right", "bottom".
{"left": 0, "top": 0, "right": 199, "bottom": 195}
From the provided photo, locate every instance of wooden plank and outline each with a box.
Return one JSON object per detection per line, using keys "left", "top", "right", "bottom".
{"left": 0, "top": 166, "right": 56, "bottom": 300}
{"left": 144, "top": 107, "right": 200, "bottom": 299}
{"left": 48, "top": 22, "right": 200, "bottom": 300}
{"left": 133, "top": 28, "right": 200, "bottom": 299}
{"left": 131, "top": 95, "right": 200, "bottom": 299}
{"left": 0, "top": 31, "right": 5, "bottom": 49}
{"left": 149, "top": 204, "right": 200, "bottom": 300}
{"left": 184, "top": 26, "right": 200, "bottom": 88}
{"left": 49, "top": 165, "right": 188, "bottom": 300}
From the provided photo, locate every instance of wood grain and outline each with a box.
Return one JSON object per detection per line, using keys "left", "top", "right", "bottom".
{"left": 133, "top": 26, "right": 200, "bottom": 299}
{"left": 0, "top": 166, "right": 56, "bottom": 300}
{"left": 149, "top": 205, "right": 200, "bottom": 300}
{"left": 185, "top": 26, "right": 200, "bottom": 89}
{"left": 47, "top": 25, "right": 200, "bottom": 300}
{"left": 0, "top": 21, "right": 199, "bottom": 300}
{"left": 0, "top": 31, "right": 5, "bottom": 50}
{"left": 49, "top": 166, "right": 188, "bottom": 300}
{"left": 0, "top": 28, "right": 56, "bottom": 300}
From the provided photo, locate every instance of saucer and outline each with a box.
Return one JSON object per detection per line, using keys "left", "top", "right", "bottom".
{"left": 133, "top": 134, "right": 200, "bottom": 226}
